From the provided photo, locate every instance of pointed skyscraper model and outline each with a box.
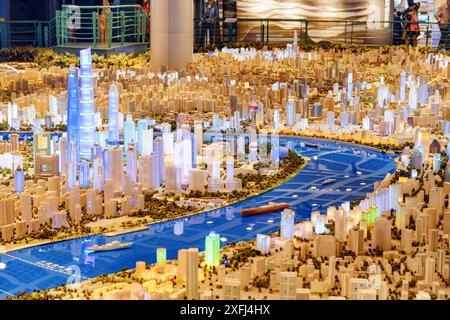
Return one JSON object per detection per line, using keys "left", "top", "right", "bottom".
{"left": 67, "top": 68, "right": 80, "bottom": 162}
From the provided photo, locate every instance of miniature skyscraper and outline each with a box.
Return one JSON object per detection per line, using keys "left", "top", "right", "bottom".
{"left": 108, "top": 82, "right": 119, "bottom": 144}
{"left": 281, "top": 209, "right": 295, "bottom": 239}
{"left": 205, "top": 231, "right": 220, "bottom": 267}
{"left": 79, "top": 48, "right": 96, "bottom": 160}
{"left": 14, "top": 166, "right": 24, "bottom": 194}
{"left": 67, "top": 68, "right": 80, "bottom": 162}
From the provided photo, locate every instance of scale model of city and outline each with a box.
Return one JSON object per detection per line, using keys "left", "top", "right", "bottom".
{"left": 1, "top": 18, "right": 450, "bottom": 300}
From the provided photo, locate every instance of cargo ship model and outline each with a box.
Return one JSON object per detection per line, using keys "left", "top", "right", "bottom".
{"left": 87, "top": 241, "right": 133, "bottom": 252}
{"left": 240, "top": 202, "right": 290, "bottom": 217}
{"left": 304, "top": 142, "right": 320, "bottom": 148}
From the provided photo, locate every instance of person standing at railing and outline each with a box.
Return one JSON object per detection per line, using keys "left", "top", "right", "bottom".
{"left": 200, "top": 0, "right": 219, "bottom": 47}
{"left": 98, "top": 0, "right": 111, "bottom": 44}
{"left": 393, "top": 10, "right": 405, "bottom": 45}
{"left": 435, "top": 0, "right": 450, "bottom": 48}
{"left": 403, "top": 0, "right": 421, "bottom": 46}
{"left": 138, "top": 0, "right": 151, "bottom": 41}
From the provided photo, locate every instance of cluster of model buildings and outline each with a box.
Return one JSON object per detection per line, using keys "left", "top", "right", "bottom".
{"left": 1, "top": 39, "right": 450, "bottom": 299}
{"left": 62, "top": 141, "right": 450, "bottom": 300}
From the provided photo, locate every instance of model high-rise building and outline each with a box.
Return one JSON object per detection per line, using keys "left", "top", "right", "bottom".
{"left": 126, "top": 144, "right": 137, "bottom": 183}
{"left": 281, "top": 209, "right": 295, "bottom": 239}
{"left": 136, "top": 119, "right": 148, "bottom": 155}
{"left": 186, "top": 248, "right": 198, "bottom": 300}
{"left": 138, "top": 153, "right": 160, "bottom": 190}
{"left": 424, "top": 257, "right": 435, "bottom": 284}
{"left": 157, "top": 248, "right": 167, "bottom": 271}
{"left": 182, "top": 136, "right": 193, "bottom": 184}
{"left": 78, "top": 162, "right": 90, "bottom": 188}
{"left": 124, "top": 114, "right": 136, "bottom": 152}
{"left": 372, "top": 215, "right": 392, "bottom": 251}
{"left": 14, "top": 166, "right": 24, "bottom": 194}
{"left": 256, "top": 234, "right": 271, "bottom": 254}
{"left": 226, "top": 156, "right": 235, "bottom": 183}
{"left": 108, "top": 82, "right": 119, "bottom": 144}
{"left": 205, "top": 231, "right": 220, "bottom": 267}
{"left": 177, "top": 249, "right": 187, "bottom": 282}
{"left": 409, "top": 78, "right": 418, "bottom": 110}
{"left": 153, "top": 137, "right": 165, "bottom": 183}
{"left": 67, "top": 68, "right": 80, "bottom": 162}
{"left": 79, "top": 48, "right": 96, "bottom": 160}
{"left": 189, "top": 168, "right": 206, "bottom": 192}
{"left": 286, "top": 98, "right": 296, "bottom": 127}
{"left": 7, "top": 102, "right": 18, "bottom": 130}
{"left": 165, "top": 163, "right": 182, "bottom": 193}
{"left": 280, "top": 272, "right": 297, "bottom": 300}
{"left": 273, "top": 108, "right": 280, "bottom": 129}
{"left": 335, "top": 209, "right": 347, "bottom": 242}
{"left": 92, "top": 155, "right": 104, "bottom": 192}
{"left": 194, "top": 123, "right": 203, "bottom": 156}
{"left": 103, "top": 147, "right": 124, "bottom": 193}
{"left": 142, "top": 128, "right": 153, "bottom": 155}
{"left": 67, "top": 162, "right": 77, "bottom": 190}
{"left": 399, "top": 70, "right": 406, "bottom": 102}
{"left": 348, "top": 226, "right": 364, "bottom": 255}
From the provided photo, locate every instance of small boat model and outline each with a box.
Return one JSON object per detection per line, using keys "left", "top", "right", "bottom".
{"left": 322, "top": 178, "right": 336, "bottom": 185}
{"left": 304, "top": 142, "right": 319, "bottom": 148}
{"left": 240, "top": 202, "right": 289, "bottom": 217}
{"left": 87, "top": 241, "right": 133, "bottom": 252}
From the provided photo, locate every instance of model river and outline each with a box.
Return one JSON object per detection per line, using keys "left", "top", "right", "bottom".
{"left": 0, "top": 136, "right": 398, "bottom": 298}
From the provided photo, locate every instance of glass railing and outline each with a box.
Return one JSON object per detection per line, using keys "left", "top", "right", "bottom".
{"left": 56, "top": 4, "right": 148, "bottom": 48}
{"left": 0, "top": 16, "right": 446, "bottom": 50}
{"left": 0, "top": 19, "right": 56, "bottom": 48}
{"left": 193, "top": 18, "right": 443, "bottom": 49}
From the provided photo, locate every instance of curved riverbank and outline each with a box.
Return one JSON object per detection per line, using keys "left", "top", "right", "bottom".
{"left": 2, "top": 130, "right": 395, "bottom": 253}
{"left": 2, "top": 149, "right": 307, "bottom": 254}
{"left": 0, "top": 135, "right": 398, "bottom": 298}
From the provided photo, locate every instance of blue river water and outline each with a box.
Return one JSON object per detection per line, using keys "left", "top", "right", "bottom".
{"left": 0, "top": 136, "right": 397, "bottom": 298}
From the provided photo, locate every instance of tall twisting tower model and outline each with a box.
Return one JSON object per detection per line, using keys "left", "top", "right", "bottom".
{"left": 79, "top": 48, "right": 96, "bottom": 160}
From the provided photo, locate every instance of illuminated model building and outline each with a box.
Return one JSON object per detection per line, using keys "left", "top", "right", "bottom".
{"left": 78, "top": 48, "right": 96, "bottom": 160}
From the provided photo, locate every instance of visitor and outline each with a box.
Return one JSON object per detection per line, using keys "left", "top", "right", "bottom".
{"left": 402, "top": 0, "right": 421, "bottom": 47}
{"left": 200, "top": 0, "right": 219, "bottom": 48}
{"left": 98, "top": 0, "right": 111, "bottom": 44}
{"left": 138, "top": 0, "right": 151, "bottom": 42}
{"left": 393, "top": 10, "right": 404, "bottom": 45}
{"left": 435, "top": 0, "right": 450, "bottom": 49}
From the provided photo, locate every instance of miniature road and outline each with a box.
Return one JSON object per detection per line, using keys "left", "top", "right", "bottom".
{"left": 0, "top": 136, "right": 397, "bottom": 298}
